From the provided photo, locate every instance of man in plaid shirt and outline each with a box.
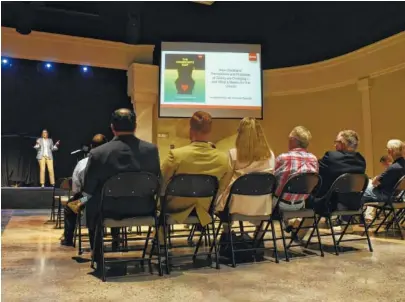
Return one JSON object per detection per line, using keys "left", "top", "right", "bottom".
{"left": 274, "top": 126, "right": 319, "bottom": 211}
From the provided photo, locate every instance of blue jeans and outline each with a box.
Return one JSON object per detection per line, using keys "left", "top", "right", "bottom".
{"left": 362, "top": 186, "right": 389, "bottom": 203}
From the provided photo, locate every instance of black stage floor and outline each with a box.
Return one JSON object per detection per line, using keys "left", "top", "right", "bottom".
{"left": 1, "top": 187, "right": 60, "bottom": 209}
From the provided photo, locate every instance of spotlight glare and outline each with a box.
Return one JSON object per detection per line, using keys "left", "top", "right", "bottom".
{"left": 45, "top": 63, "right": 52, "bottom": 69}
{"left": 2, "top": 59, "right": 9, "bottom": 64}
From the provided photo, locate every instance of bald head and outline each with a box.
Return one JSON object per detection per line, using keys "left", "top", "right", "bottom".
{"left": 91, "top": 134, "right": 107, "bottom": 148}
{"left": 111, "top": 108, "right": 136, "bottom": 135}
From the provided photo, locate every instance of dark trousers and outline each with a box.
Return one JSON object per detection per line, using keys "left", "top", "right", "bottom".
{"left": 89, "top": 227, "right": 121, "bottom": 263}
{"left": 63, "top": 206, "right": 77, "bottom": 243}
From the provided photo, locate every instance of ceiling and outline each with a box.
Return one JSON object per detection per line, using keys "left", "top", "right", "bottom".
{"left": 2, "top": 2, "right": 405, "bottom": 69}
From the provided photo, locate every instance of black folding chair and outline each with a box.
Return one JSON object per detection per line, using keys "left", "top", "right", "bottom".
{"left": 160, "top": 174, "right": 219, "bottom": 274}
{"left": 55, "top": 178, "right": 72, "bottom": 229}
{"left": 211, "top": 172, "right": 277, "bottom": 267}
{"left": 367, "top": 176, "right": 405, "bottom": 239}
{"left": 307, "top": 173, "right": 372, "bottom": 255}
{"left": 49, "top": 178, "right": 69, "bottom": 222}
{"left": 272, "top": 173, "right": 323, "bottom": 262}
{"left": 91, "top": 172, "right": 162, "bottom": 282}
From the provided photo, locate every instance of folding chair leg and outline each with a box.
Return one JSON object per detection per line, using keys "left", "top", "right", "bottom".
{"left": 100, "top": 227, "right": 106, "bottom": 282}
{"left": 375, "top": 210, "right": 391, "bottom": 233}
{"left": 141, "top": 226, "right": 152, "bottom": 265}
{"left": 162, "top": 217, "right": 170, "bottom": 275}
{"left": 228, "top": 221, "right": 237, "bottom": 268}
{"left": 327, "top": 217, "right": 339, "bottom": 255}
{"left": 193, "top": 226, "right": 206, "bottom": 261}
{"left": 208, "top": 221, "right": 222, "bottom": 255}
{"left": 154, "top": 224, "right": 163, "bottom": 276}
{"left": 239, "top": 221, "right": 245, "bottom": 235}
{"left": 210, "top": 220, "right": 220, "bottom": 269}
{"left": 91, "top": 225, "right": 99, "bottom": 270}
{"left": 278, "top": 220, "right": 290, "bottom": 262}
{"left": 360, "top": 214, "right": 373, "bottom": 252}
{"left": 269, "top": 220, "right": 279, "bottom": 263}
{"left": 313, "top": 216, "right": 324, "bottom": 257}
{"left": 78, "top": 214, "right": 82, "bottom": 255}
{"left": 337, "top": 216, "right": 352, "bottom": 245}
{"left": 392, "top": 208, "right": 405, "bottom": 240}
{"left": 287, "top": 218, "right": 304, "bottom": 249}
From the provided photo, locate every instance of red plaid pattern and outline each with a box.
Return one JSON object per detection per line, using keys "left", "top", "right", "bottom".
{"left": 274, "top": 148, "right": 319, "bottom": 202}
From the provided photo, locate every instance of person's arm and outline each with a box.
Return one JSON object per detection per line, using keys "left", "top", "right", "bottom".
{"left": 269, "top": 150, "right": 276, "bottom": 173}
{"left": 160, "top": 150, "right": 178, "bottom": 194}
{"left": 71, "top": 161, "right": 82, "bottom": 194}
{"left": 78, "top": 153, "right": 100, "bottom": 205}
{"left": 217, "top": 152, "right": 235, "bottom": 196}
{"left": 51, "top": 139, "right": 60, "bottom": 151}
{"left": 318, "top": 152, "right": 330, "bottom": 174}
{"left": 34, "top": 139, "right": 40, "bottom": 150}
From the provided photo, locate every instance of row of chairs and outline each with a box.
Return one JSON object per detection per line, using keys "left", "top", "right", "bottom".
{"left": 89, "top": 171, "right": 405, "bottom": 281}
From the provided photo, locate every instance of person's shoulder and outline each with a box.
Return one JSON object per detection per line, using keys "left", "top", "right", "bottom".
{"left": 89, "top": 141, "right": 113, "bottom": 156}
{"left": 138, "top": 139, "right": 158, "bottom": 151}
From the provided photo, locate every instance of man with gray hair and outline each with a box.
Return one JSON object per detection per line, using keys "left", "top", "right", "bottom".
{"left": 362, "top": 139, "right": 405, "bottom": 203}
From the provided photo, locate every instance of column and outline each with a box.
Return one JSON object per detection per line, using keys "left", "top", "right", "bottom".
{"left": 127, "top": 63, "right": 159, "bottom": 144}
{"left": 357, "top": 77, "right": 374, "bottom": 177}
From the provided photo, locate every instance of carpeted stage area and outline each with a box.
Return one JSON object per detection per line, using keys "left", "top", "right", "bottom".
{"left": 1, "top": 187, "right": 59, "bottom": 209}
{"left": 2, "top": 209, "right": 405, "bottom": 301}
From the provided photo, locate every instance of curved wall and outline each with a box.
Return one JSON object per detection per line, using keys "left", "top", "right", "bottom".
{"left": 3, "top": 27, "right": 405, "bottom": 177}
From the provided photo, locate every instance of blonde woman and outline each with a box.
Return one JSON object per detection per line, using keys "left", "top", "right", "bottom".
{"left": 217, "top": 117, "right": 275, "bottom": 215}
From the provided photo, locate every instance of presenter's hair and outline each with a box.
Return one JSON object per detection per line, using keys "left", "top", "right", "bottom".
{"left": 111, "top": 108, "right": 136, "bottom": 132}
{"left": 289, "top": 126, "right": 312, "bottom": 148}
{"left": 387, "top": 139, "right": 404, "bottom": 158}
{"left": 190, "top": 111, "right": 212, "bottom": 134}
{"left": 91, "top": 134, "right": 107, "bottom": 148}
{"left": 339, "top": 130, "right": 359, "bottom": 150}
{"left": 236, "top": 118, "right": 272, "bottom": 163}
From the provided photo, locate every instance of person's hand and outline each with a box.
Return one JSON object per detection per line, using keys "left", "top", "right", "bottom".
{"left": 55, "top": 140, "right": 60, "bottom": 146}
{"left": 372, "top": 176, "right": 381, "bottom": 187}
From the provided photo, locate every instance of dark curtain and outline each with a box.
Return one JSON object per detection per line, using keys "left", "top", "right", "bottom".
{"left": 1, "top": 59, "right": 131, "bottom": 186}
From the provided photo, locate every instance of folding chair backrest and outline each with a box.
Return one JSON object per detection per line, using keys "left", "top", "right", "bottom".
{"left": 280, "top": 173, "right": 321, "bottom": 196}
{"left": 165, "top": 174, "right": 219, "bottom": 198}
{"left": 392, "top": 176, "right": 405, "bottom": 202}
{"left": 101, "top": 172, "right": 160, "bottom": 217}
{"left": 229, "top": 172, "right": 276, "bottom": 196}
{"left": 328, "top": 173, "right": 368, "bottom": 195}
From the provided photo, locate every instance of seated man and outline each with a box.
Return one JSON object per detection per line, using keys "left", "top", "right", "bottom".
{"left": 311, "top": 130, "right": 366, "bottom": 217}
{"left": 61, "top": 134, "right": 107, "bottom": 246}
{"left": 362, "top": 139, "right": 405, "bottom": 203}
{"left": 274, "top": 126, "right": 319, "bottom": 212}
{"left": 161, "top": 111, "right": 231, "bottom": 227}
{"left": 70, "top": 109, "right": 161, "bottom": 263}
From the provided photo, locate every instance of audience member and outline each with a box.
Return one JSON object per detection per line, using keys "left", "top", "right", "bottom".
{"left": 362, "top": 139, "right": 405, "bottom": 203}
{"left": 380, "top": 155, "right": 393, "bottom": 170}
{"left": 308, "top": 130, "right": 367, "bottom": 221}
{"left": 60, "top": 134, "right": 107, "bottom": 246}
{"left": 274, "top": 126, "right": 319, "bottom": 211}
{"left": 161, "top": 111, "right": 231, "bottom": 227}
{"left": 216, "top": 117, "right": 275, "bottom": 214}
{"left": 69, "top": 108, "right": 161, "bottom": 266}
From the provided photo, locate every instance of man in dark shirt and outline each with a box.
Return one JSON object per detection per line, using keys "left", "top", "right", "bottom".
{"left": 308, "top": 130, "right": 366, "bottom": 215}
{"left": 70, "top": 108, "right": 161, "bottom": 260}
{"left": 363, "top": 139, "right": 405, "bottom": 202}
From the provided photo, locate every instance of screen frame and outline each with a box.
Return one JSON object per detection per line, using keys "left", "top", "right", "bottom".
{"left": 157, "top": 41, "right": 264, "bottom": 120}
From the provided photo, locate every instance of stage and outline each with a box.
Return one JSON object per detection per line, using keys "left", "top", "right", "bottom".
{"left": 1, "top": 187, "right": 65, "bottom": 209}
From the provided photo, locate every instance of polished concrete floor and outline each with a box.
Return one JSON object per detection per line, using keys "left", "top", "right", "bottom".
{"left": 2, "top": 210, "right": 405, "bottom": 301}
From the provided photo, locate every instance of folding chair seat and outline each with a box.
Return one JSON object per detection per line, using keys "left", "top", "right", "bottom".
{"left": 367, "top": 176, "right": 405, "bottom": 239}
{"left": 307, "top": 173, "right": 373, "bottom": 255}
{"left": 160, "top": 174, "right": 220, "bottom": 274}
{"left": 91, "top": 172, "right": 162, "bottom": 282}
{"left": 272, "top": 173, "right": 324, "bottom": 262}
{"left": 211, "top": 172, "right": 277, "bottom": 267}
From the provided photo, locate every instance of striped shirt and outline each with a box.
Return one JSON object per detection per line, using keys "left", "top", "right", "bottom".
{"left": 274, "top": 148, "right": 319, "bottom": 202}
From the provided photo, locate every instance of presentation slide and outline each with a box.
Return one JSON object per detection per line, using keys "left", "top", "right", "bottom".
{"left": 159, "top": 42, "right": 263, "bottom": 119}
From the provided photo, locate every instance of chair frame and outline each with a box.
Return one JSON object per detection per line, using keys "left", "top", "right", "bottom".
{"left": 160, "top": 174, "right": 220, "bottom": 274}
{"left": 210, "top": 172, "right": 277, "bottom": 267}
{"left": 366, "top": 176, "right": 405, "bottom": 240}
{"left": 55, "top": 178, "right": 72, "bottom": 229}
{"left": 307, "top": 173, "right": 373, "bottom": 255}
{"left": 91, "top": 172, "right": 162, "bottom": 281}
{"left": 272, "top": 172, "right": 324, "bottom": 261}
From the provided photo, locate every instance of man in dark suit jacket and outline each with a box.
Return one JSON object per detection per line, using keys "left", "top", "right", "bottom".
{"left": 363, "top": 139, "right": 405, "bottom": 203}
{"left": 308, "top": 130, "right": 366, "bottom": 215}
{"left": 69, "top": 108, "right": 160, "bottom": 256}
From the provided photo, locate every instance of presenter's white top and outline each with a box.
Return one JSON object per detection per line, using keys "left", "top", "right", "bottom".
{"left": 43, "top": 139, "right": 49, "bottom": 157}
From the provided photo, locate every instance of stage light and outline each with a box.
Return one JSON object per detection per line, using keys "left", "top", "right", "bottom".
{"left": 82, "top": 66, "right": 88, "bottom": 72}
{"left": 2, "top": 58, "right": 9, "bottom": 64}
{"left": 45, "top": 63, "right": 52, "bottom": 69}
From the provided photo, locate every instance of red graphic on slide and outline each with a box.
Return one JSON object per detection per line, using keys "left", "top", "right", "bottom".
{"left": 198, "top": 55, "right": 204, "bottom": 59}
{"left": 181, "top": 84, "right": 189, "bottom": 92}
{"left": 249, "top": 53, "right": 257, "bottom": 61}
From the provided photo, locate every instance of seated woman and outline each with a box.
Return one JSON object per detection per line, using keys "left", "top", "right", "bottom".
{"left": 216, "top": 117, "right": 275, "bottom": 235}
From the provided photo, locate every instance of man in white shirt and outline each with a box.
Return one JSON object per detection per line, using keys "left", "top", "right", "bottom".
{"left": 61, "top": 134, "right": 107, "bottom": 246}
{"left": 34, "top": 129, "right": 60, "bottom": 187}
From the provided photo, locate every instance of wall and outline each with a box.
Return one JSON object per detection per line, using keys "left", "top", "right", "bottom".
{"left": 129, "top": 31, "right": 405, "bottom": 177}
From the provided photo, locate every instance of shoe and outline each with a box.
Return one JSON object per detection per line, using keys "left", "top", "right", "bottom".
{"left": 41, "top": 184, "right": 45, "bottom": 188}
{"left": 67, "top": 200, "right": 82, "bottom": 214}
{"left": 60, "top": 239, "right": 74, "bottom": 247}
